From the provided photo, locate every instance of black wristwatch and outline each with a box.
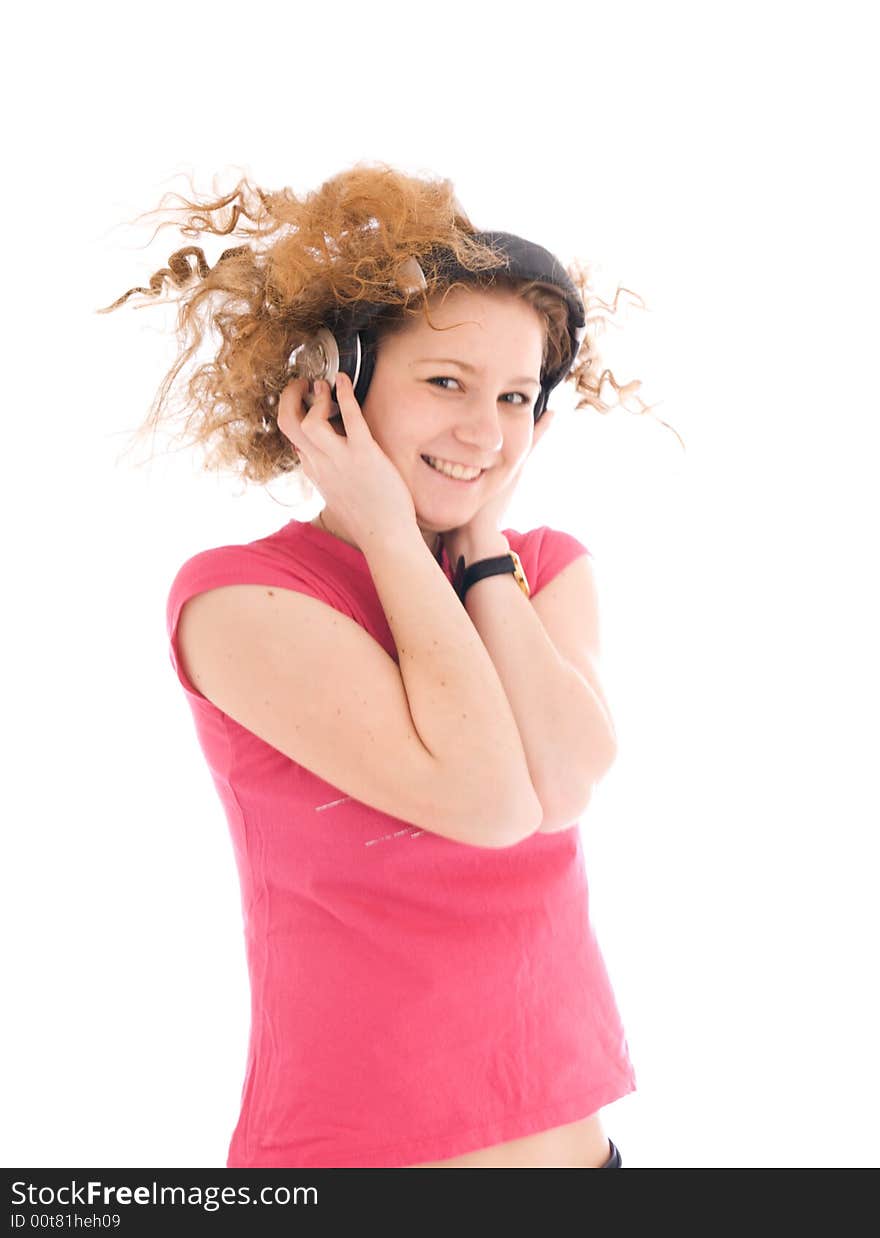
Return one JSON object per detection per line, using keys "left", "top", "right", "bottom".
{"left": 453, "top": 551, "right": 531, "bottom": 604}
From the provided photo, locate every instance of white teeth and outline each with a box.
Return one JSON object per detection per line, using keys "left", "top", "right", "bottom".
{"left": 424, "top": 455, "right": 482, "bottom": 481}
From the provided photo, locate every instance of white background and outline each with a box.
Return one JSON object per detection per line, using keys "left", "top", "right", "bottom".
{"left": 3, "top": 1, "right": 877, "bottom": 1169}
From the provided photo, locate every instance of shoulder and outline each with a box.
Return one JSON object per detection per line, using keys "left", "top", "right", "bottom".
{"left": 166, "top": 523, "right": 354, "bottom": 642}
{"left": 167, "top": 541, "right": 295, "bottom": 630}
{"left": 166, "top": 532, "right": 363, "bottom": 705}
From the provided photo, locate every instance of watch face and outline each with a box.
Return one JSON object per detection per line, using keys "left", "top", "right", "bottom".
{"left": 510, "top": 551, "right": 530, "bottom": 596}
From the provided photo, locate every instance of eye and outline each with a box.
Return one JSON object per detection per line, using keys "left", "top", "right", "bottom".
{"left": 427, "top": 377, "right": 532, "bottom": 405}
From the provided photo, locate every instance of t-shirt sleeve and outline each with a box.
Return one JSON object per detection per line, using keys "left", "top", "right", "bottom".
{"left": 525, "top": 525, "right": 593, "bottom": 598}
{"left": 166, "top": 546, "right": 342, "bottom": 704}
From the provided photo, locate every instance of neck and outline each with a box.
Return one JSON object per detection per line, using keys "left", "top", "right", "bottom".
{"left": 315, "top": 508, "right": 441, "bottom": 557}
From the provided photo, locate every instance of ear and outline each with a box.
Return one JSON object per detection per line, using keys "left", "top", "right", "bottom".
{"left": 530, "top": 405, "right": 557, "bottom": 452}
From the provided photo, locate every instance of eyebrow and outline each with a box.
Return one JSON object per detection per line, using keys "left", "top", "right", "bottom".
{"left": 410, "top": 357, "right": 541, "bottom": 387}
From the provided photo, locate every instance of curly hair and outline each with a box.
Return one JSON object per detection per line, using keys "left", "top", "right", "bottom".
{"left": 99, "top": 161, "right": 672, "bottom": 487}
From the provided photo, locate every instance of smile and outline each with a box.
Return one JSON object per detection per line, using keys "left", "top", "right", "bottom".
{"left": 421, "top": 455, "right": 485, "bottom": 483}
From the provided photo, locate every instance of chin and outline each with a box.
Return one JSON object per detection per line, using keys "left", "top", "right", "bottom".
{"left": 415, "top": 514, "right": 449, "bottom": 537}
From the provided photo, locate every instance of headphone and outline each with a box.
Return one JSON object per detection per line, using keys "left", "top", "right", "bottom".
{"left": 281, "top": 230, "right": 587, "bottom": 424}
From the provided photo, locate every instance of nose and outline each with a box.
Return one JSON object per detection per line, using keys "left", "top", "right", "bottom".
{"left": 450, "top": 395, "right": 505, "bottom": 455}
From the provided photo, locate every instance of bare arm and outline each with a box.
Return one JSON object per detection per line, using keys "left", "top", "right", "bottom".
{"left": 453, "top": 530, "right": 618, "bottom": 834}
{"left": 361, "top": 523, "right": 544, "bottom": 844}
{"left": 177, "top": 526, "right": 550, "bottom": 851}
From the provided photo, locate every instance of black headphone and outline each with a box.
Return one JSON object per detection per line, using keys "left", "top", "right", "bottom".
{"left": 282, "top": 230, "right": 587, "bottom": 423}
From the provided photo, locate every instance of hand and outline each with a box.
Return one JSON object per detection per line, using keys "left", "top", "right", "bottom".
{"left": 276, "top": 372, "right": 419, "bottom": 552}
{"left": 441, "top": 405, "right": 557, "bottom": 567}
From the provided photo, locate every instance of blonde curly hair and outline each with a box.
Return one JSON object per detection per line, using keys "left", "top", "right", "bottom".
{"left": 99, "top": 161, "right": 669, "bottom": 486}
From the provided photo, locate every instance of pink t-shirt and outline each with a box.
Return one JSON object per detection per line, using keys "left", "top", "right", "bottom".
{"left": 166, "top": 518, "right": 636, "bottom": 1168}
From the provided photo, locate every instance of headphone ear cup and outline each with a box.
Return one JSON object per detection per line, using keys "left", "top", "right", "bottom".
{"left": 328, "top": 326, "right": 361, "bottom": 408}
{"left": 286, "top": 327, "right": 340, "bottom": 390}
{"left": 352, "top": 335, "right": 377, "bottom": 409}
{"left": 333, "top": 327, "right": 378, "bottom": 410}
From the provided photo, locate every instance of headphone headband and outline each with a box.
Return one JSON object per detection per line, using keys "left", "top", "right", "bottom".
{"left": 423, "top": 231, "right": 587, "bottom": 409}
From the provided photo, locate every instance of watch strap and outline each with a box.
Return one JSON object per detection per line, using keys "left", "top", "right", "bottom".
{"left": 454, "top": 550, "right": 530, "bottom": 603}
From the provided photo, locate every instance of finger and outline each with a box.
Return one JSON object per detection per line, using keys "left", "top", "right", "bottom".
{"left": 277, "top": 377, "right": 310, "bottom": 444}
{"left": 294, "top": 379, "right": 346, "bottom": 450}
{"left": 281, "top": 378, "right": 335, "bottom": 450}
{"left": 331, "top": 370, "right": 369, "bottom": 440}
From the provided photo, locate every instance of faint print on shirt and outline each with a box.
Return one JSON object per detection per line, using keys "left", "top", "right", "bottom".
{"left": 314, "top": 795, "right": 426, "bottom": 845}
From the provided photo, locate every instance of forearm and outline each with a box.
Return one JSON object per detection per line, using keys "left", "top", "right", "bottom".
{"left": 361, "top": 524, "right": 543, "bottom": 838}
{"left": 459, "top": 530, "right": 618, "bottom": 833}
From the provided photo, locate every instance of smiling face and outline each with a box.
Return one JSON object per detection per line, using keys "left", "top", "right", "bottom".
{"left": 361, "top": 285, "right": 546, "bottom": 548}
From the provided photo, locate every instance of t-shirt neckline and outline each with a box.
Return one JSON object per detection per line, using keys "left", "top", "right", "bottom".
{"left": 287, "top": 518, "right": 453, "bottom": 579}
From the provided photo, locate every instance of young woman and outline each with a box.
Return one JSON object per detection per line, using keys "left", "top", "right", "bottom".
{"left": 103, "top": 163, "right": 649, "bottom": 1169}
